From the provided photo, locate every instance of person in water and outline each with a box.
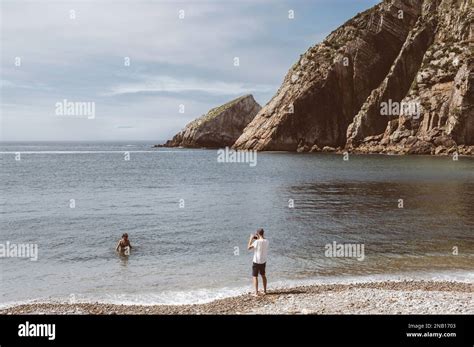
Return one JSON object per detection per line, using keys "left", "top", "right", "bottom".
{"left": 116, "top": 233, "right": 132, "bottom": 253}
{"left": 247, "top": 228, "right": 269, "bottom": 297}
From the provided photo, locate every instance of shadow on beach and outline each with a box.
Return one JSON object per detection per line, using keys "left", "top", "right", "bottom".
{"left": 266, "top": 289, "right": 307, "bottom": 296}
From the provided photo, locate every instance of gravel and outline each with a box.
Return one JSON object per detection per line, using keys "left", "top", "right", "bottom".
{"left": 1, "top": 280, "right": 472, "bottom": 315}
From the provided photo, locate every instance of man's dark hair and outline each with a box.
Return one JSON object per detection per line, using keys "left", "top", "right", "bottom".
{"left": 257, "top": 228, "right": 264, "bottom": 236}
{"left": 122, "top": 233, "right": 128, "bottom": 238}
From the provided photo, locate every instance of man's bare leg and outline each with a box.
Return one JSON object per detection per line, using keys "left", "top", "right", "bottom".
{"left": 253, "top": 276, "right": 259, "bottom": 296}
{"left": 262, "top": 275, "right": 267, "bottom": 294}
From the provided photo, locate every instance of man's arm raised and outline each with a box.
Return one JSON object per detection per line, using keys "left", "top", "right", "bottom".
{"left": 248, "top": 234, "right": 255, "bottom": 250}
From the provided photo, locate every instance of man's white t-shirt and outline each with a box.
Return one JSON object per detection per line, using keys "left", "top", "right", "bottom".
{"left": 252, "top": 238, "right": 269, "bottom": 264}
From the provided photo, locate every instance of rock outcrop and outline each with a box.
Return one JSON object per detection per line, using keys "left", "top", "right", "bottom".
{"left": 162, "top": 95, "right": 261, "bottom": 148}
{"left": 233, "top": 0, "right": 473, "bottom": 155}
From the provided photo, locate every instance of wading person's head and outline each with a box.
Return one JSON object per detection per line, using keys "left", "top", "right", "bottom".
{"left": 122, "top": 233, "right": 128, "bottom": 240}
{"left": 256, "top": 228, "right": 264, "bottom": 239}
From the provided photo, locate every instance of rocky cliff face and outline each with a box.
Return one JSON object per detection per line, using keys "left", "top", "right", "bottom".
{"left": 233, "top": 0, "right": 473, "bottom": 155}
{"left": 162, "top": 95, "right": 261, "bottom": 148}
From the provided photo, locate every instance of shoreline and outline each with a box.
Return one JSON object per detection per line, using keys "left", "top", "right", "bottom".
{"left": 152, "top": 145, "right": 474, "bottom": 157}
{"left": 2, "top": 280, "right": 472, "bottom": 315}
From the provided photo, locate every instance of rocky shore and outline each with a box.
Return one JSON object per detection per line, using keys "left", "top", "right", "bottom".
{"left": 300, "top": 143, "right": 474, "bottom": 155}
{"left": 2, "top": 280, "right": 472, "bottom": 315}
{"left": 159, "top": 94, "right": 261, "bottom": 148}
{"left": 154, "top": 1, "right": 472, "bottom": 156}
{"left": 233, "top": 0, "right": 473, "bottom": 155}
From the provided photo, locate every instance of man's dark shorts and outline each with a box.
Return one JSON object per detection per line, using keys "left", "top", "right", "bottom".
{"left": 252, "top": 262, "right": 266, "bottom": 277}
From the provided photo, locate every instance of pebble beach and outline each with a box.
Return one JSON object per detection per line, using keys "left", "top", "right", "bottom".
{"left": 2, "top": 280, "right": 472, "bottom": 315}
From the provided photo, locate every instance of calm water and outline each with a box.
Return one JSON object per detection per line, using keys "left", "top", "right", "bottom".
{"left": 1, "top": 142, "right": 473, "bottom": 305}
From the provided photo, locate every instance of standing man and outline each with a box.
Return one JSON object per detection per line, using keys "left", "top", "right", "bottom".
{"left": 247, "top": 228, "right": 269, "bottom": 296}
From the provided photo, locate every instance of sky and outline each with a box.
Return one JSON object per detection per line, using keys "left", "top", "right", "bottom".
{"left": 0, "top": 0, "right": 379, "bottom": 141}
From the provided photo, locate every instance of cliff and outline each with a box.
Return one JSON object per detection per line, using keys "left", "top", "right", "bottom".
{"left": 233, "top": 0, "right": 473, "bottom": 155}
{"left": 162, "top": 95, "right": 261, "bottom": 148}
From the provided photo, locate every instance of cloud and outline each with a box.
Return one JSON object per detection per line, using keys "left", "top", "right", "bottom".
{"left": 104, "top": 75, "right": 274, "bottom": 96}
{"left": 0, "top": 1, "right": 268, "bottom": 68}
{"left": 0, "top": 0, "right": 379, "bottom": 141}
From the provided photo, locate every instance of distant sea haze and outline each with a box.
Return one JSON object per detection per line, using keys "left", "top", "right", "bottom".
{"left": 0, "top": 142, "right": 473, "bottom": 306}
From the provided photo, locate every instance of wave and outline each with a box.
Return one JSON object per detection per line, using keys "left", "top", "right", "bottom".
{"left": 1, "top": 270, "right": 472, "bottom": 309}
{"left": 0, "top": 150, "right": 193, "bottom": 154}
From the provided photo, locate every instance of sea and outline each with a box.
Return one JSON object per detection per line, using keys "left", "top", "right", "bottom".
{"left": 0, "top": 141, "right": 473, "bottom": 307}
